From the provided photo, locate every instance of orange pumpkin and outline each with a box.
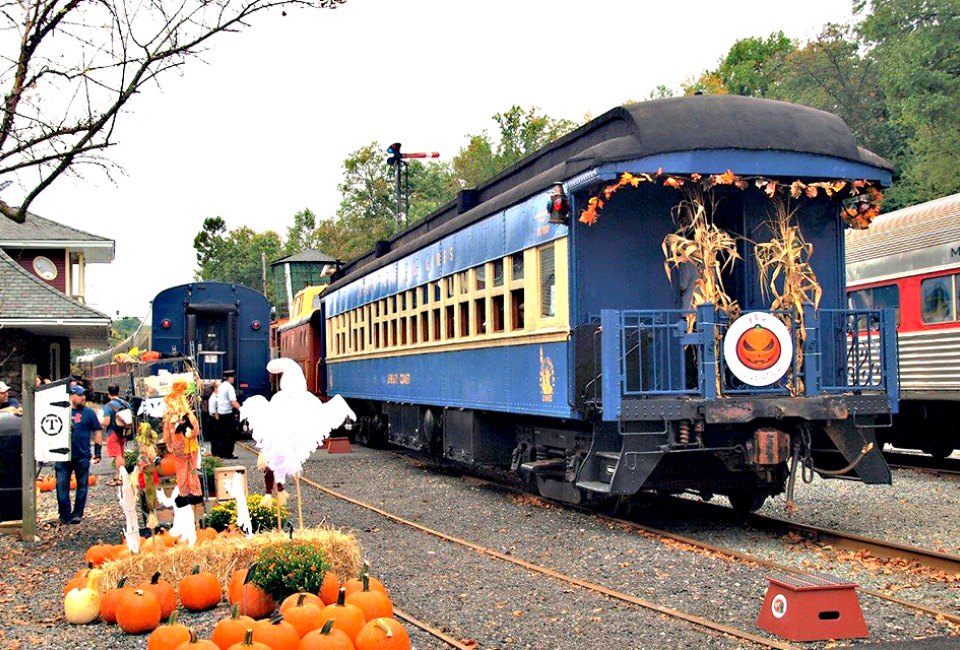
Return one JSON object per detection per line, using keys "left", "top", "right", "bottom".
{"left": 345, "top": 575, "right": 392, "bottom": 621}
{"left": 226, "top": 630, "right": 270, "bottom": 650}
{"left": 342, "top": 565, "right": 387, "bottom": 599}
{"left": 157, "top": 528, "right": 178, "bottom": 548}
{"left": 280, "top": 591, "right": 324, "bottom": 614}
{"left": 70, "top": 476, "right": 78, "bottom": 490}
{"left": 212, "top": 604, "right": 255, "bottom": 650}
{"left": 116, "top": 589, "right": 162, "bottom": 634}
{"left": 355, "top": 618, "right": 410, "bottom": 650}
{"left": 173, "top": 629, "right": 219, "bottom": 650}
{"left": 318, "top": 572, "right": 341, "bottom": 605}
{"left": 317, "top": 588, "right": 365, "bottom": 643}
{"left": 281, "top": 593, "right": 322, "bottom": 637}
{"left": 148, "top": 611, "right": 191, "bottom": 650}
{"left": 251, "top": 615, "right": 300, "bottom": 650}
{"left": 179, "top": 566, "right": 221, "bottom": 612}
{"left": 88, "top": 474, "right": 98, "bottom": 486}
{"left": 735, "top": 324, "right": 782, "bottom": 371}
{"left": 101, "top": 576, "right": 135, "bottom": 624}
{"left": 36, "top": 476, "right": 56, "bottom": 492}
{"left": 196, "top": 527, "right": 218, "bottom": 544}
{"left": 299, "top": 620, "right": 355, "bottom": 650}
{"left": 64, "top": 564, "right": 101, "bottom": 596}
{"left": 227, "top": 567, "right": 276, "bottom": 620}
{"left": 158, "top": 455, "right": 178, "bottom": 477}
{"left": 137, "top": 572, "right": 177, "bottom": 620}
{"left": 85, "top": 540, "right": 114, "bottom": 567}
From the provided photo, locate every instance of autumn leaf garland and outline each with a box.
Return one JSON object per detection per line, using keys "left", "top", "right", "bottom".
{"left": 577, "top": 170, "right": 884, "bottom": 229}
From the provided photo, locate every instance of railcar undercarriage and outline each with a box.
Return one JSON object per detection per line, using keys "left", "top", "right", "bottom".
{"left": 343, "top": 396, "right": 890, "bottom": 513}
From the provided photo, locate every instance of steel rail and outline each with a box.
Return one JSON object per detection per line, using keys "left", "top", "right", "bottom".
{"left": 885, "top": 452, "right": 960, "bottom": 477}
{"left": 292, "top": 470, "right": 801, "bottom": 650}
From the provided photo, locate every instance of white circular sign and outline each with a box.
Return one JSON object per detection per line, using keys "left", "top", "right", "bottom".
{"left": 722, "top": 312, "right": 794, "bottom": 387}
{"left": 771, "top": 593, "right": 788, "bottom": 619}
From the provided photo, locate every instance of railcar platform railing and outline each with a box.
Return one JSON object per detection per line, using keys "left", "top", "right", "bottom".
{"left": 579, "top": 304, "right": 898, "bottom": 422}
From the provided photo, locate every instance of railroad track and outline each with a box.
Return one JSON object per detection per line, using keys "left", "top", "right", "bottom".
{"left": 884, "top": 452, "right": 960, "bottom": 476}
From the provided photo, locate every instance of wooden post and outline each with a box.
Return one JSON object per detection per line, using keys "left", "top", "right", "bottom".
{"left": 20, "top": 364, "right": 37, "bottom": 542}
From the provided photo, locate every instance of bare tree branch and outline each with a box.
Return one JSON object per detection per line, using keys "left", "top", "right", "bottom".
{"left": 0, "top": 0, "right": 347, "bottom": 222}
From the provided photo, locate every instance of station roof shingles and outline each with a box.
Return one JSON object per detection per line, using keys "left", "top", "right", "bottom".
{"left": 0, "top": 210, "right": 115, "bottom": 262}
{"left": 0, "top": 247, "right": 109, "bottom": 321}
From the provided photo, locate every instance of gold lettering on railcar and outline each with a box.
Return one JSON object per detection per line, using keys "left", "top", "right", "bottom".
{"left": 387, "top": 373, "right": 412, "bottom": 385}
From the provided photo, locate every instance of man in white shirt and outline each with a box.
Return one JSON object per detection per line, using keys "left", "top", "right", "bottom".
{"left": 215, "top": 371, "right": 240, "bottom": 459}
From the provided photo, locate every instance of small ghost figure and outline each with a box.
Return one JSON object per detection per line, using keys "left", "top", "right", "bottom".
{"left": 240, "top": 358, "right": 356, "bottom": 484}
{"left": 156, "top": 487, "right": 197, "bottom": 546}
{"left": 224, "top": 472, "right": 253, "bottom": 537}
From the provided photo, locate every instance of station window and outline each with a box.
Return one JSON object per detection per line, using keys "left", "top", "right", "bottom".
{"left": 922, "top": 276, "right": 955, "bottom": 324}
{"left": 539, "top": 242, "right": 557, "bottom": 318}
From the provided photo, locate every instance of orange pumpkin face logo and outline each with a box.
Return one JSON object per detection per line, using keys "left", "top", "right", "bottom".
{"left": 735, "top": 325, "right": 781, "bottom": 371}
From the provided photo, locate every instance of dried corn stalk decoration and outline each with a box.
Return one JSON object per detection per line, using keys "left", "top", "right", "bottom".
{"left": 754, "top": 198, "right": 822, "bottom": 394}
{"left": 662, "top": 183, "right": 741, "bottom": 327}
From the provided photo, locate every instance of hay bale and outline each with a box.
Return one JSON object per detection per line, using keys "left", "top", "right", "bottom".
{"left": 98, "top": 528, "right": 362, "bottom": 592}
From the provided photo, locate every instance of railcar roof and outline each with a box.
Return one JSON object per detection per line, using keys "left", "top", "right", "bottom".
{"left": 329, "top": 95, "right": 892, "bottom": 294}
{"left": 846, "top": 192, "right": 960, "bottom": 264}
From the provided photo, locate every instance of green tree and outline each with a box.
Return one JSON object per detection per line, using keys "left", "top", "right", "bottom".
{"left": 193, "top": 216, "right": 284, "bottom": 301}
{"left": 684, "top": 32, "right": 795, "bottom": 96}
{"left": 110, "top": 317, "right": 142, "bottom": 345}
{"left": 857, "top": 0, "right": 960, "bottom": 206}
{"left": 285, "top": 208, "right": 324, "bottom": 255}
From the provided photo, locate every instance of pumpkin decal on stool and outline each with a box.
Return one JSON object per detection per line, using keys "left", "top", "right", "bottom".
{"left": 736, "top": 324, "right": 781, "bottom": 371}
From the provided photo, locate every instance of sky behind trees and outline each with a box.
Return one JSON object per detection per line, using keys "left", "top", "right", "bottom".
{"left": 24, "top": 0, "right": 858, "bottom": 317}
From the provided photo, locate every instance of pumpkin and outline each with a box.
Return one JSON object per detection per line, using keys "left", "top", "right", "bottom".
{"left": 299, "top": 620, "right": 355, "bottom": 650}
{"left": 138, "top": 572, "right": 177, "bottom": 620}
{"left": 196, "top": 526, "right": 218, "bottom": 544}
{"left": 174, "top": 629, "right": 219, "bottom": 650}
{"left": 251, "top": 615, "right": 300, "bottom": 650}
{"left": 88, "top": 474, "right": 98, "bottom": 486}
{"left": 156, "top": 528, "right": 178, "bottom": 548}
{"left": 735, "top": 324, "right": 782, "bottom": 371}
{"left": 345, "top": 574, "right": 392, "bottom": 621}
{"left": 318, "top": 572, "right": 340, "bottom": 605}
{"left": 343, "top": 565, "right": 387, "bottom": 599}
{"left": 227, "top": 566, "right": 276, "bottom": 619}
{"left": 159, "top": 454, "right": 178, "bottom": 477}
{"left": 85, "top": 539, "right": 115, "bottom": 567}
{"left": 36, "top": 476, "right": 55, "bottom": 492}
{"left": 212, "top": 604, "right": 255, "bottom": 650}
{"left": 179, "top": 566, "right": 221, "bottom": 612}
{"left": 226, "top": 630, "right": 270, "bottom": 650}
{"left": 70, "top": 476, "right": 77, "bottom": 490}
{"left": 317, "top": 588, "right": 365, "bottom": 643}
{"left": 64, "top": 574, "right": 101, "bottom": 625}
{"left": 148, "top": 611, "right": 191, "bottom": 650}
{"left": 355, "top": 618, "right": 410, "bottom": 650}
{"left": 64, "top": 564, "right": 102, "bottom": 596}
{"left": 116, "top": 589, "right": 162, "bottom": 634}
{"left": 281, "top": 593, "right": 322, "bottom": 637}
{"left": 280, "top": 591, "right": 324, "bottom": 614}
{"left": 101, "top": 576, "right": 135, "bottom": 624}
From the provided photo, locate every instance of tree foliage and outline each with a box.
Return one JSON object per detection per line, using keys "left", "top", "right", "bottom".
{"left": 0, "top": 0, "right": 346, "bottom": 223}
{"left": 193, "top": 216, "right": 284, "bottom": 301}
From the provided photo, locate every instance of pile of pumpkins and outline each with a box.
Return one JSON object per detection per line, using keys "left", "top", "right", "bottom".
{"left": 63, "top": 561, "right": 411, "bottom": 650}
{"left": 36, "top": 473, "right": 97, "bottom": 493}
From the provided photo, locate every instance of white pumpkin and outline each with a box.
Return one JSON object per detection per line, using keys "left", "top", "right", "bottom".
{"left": 64, "top": 580, "right": 101, "bottom": 624}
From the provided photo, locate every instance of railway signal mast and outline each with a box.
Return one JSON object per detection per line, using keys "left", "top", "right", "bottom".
{"left": 386, "top": 142, "right": 440, "bottom": 232}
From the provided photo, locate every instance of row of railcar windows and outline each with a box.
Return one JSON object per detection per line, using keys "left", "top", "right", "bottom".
{"left": 327, "top": 242, "right": 558, "bottom": 357}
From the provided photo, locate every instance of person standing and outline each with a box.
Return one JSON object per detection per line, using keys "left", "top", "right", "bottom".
{"left": 215, "top": 370, "right": 240, "bottom": 459}
{"left": 205, "top": 379, "right": 220, "bottom": 452}
{"left": 56, "top": 385, "right": 102, "bottom": 525}
{"left": 0, "top": 381, "right": 22, "bottom": 415}
{"left": 101, "top": 384, "right": 132, "bottom": 486}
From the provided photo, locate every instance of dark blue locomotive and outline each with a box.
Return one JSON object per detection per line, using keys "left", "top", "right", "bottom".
{"left": 319, "top": 96, "right": 898, "bottom": 511}
{"left": 151, "top": 282, "right": 271, "bottom": 399}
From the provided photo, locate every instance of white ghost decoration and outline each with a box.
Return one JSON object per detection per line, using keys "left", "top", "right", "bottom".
{"left": 240, "top": 358, "right": 356, "bottom": 484}
{"left": 224, "top": 472, "right": 253, "bottom": 537}
{"left": 155, "top": 487, "right": 197, "bottom": 546}
{"left": 118, "top": 466, "right": 140, "bottom": 554}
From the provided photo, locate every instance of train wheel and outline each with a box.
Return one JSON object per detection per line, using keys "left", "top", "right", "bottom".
{"left": 922, "top": 441, "right": 956, "bottom": 459}
{"left": 727, "top": 488, "right": 767, "bottom": 513}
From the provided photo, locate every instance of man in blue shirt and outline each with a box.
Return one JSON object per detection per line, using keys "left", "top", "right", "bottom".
{"left": 0, "top": 380, "right": 21, "bottom": 415}
{"left": 56, "top": 385, "right": 102, "bottom": 525}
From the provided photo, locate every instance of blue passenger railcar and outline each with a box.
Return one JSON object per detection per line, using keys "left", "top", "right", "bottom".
{"left": 322, "top": 96, "right": 897, "bottom": 511}
{"left": 151, "top": 282, "right": 270, "bottom": 399}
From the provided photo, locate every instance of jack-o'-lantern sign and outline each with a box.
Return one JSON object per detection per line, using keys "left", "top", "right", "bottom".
{"left": 723, "top": 312, "right": 793, "bottom": 387}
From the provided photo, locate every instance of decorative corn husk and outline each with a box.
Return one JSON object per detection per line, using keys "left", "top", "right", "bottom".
{"left": 661, "top": 185, "right": 741, "bottom": 328}
{"left": 754, "top": 197, "right": 823, "bottom": 394}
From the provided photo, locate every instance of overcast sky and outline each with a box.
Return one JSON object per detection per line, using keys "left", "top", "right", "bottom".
{"left": 25, "top": 0, "right": 857, "bottom": 319}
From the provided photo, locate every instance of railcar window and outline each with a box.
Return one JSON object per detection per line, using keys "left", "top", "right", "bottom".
{"left": 421, "top": 313, "right": 429, "bottom": 342}
{"left": 848, "top": 285, "right": 901, "bottom": 325}
{"left": 922, "top": 276, "right": 954, "bottom": 323}
{"left": 475, "top": 298, "right": 487, "bottom": 335}
{"left": 432, "top": 309, "right": 441, "bottom": 341}
{"left": 410, "top": 316, "right": 418, "bottom": 344}
{"left": 434, "top": 282, "right": 442, "bottom": 303}
{"left": 459, "top": 271, "right": 470, "bottom": 294}
{"left": 476, "top": 265, "right": 486, "bottom": 291}
{"left": 493, "top": 260, "right": 504, "bottom": 287}
{"left": 446, "top": 277, "right": 454, "bottom": 299}
{"left": 540, "top": 243, "right": 556, "bottom": 318}
{"left": 446, "top": 305, "right": 455, "bottom": 339}
{"left": 492, "top": 295, "right": 505, "bottom": 332}
{"left": 459, "top": 302, "right": 470, "bottom": 337}
{"left": 512, "top": 255, "right": 524, "bottom": 280}
{"left": 421, "top": 285, "right": 429, "bottom": 306}
{"left": 411, "top": 290, "right": 417, "bottom": 309}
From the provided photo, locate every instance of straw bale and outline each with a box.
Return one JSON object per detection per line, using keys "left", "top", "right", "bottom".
{"left": 98, "top": 527, "right": 361, "bottom": 592}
